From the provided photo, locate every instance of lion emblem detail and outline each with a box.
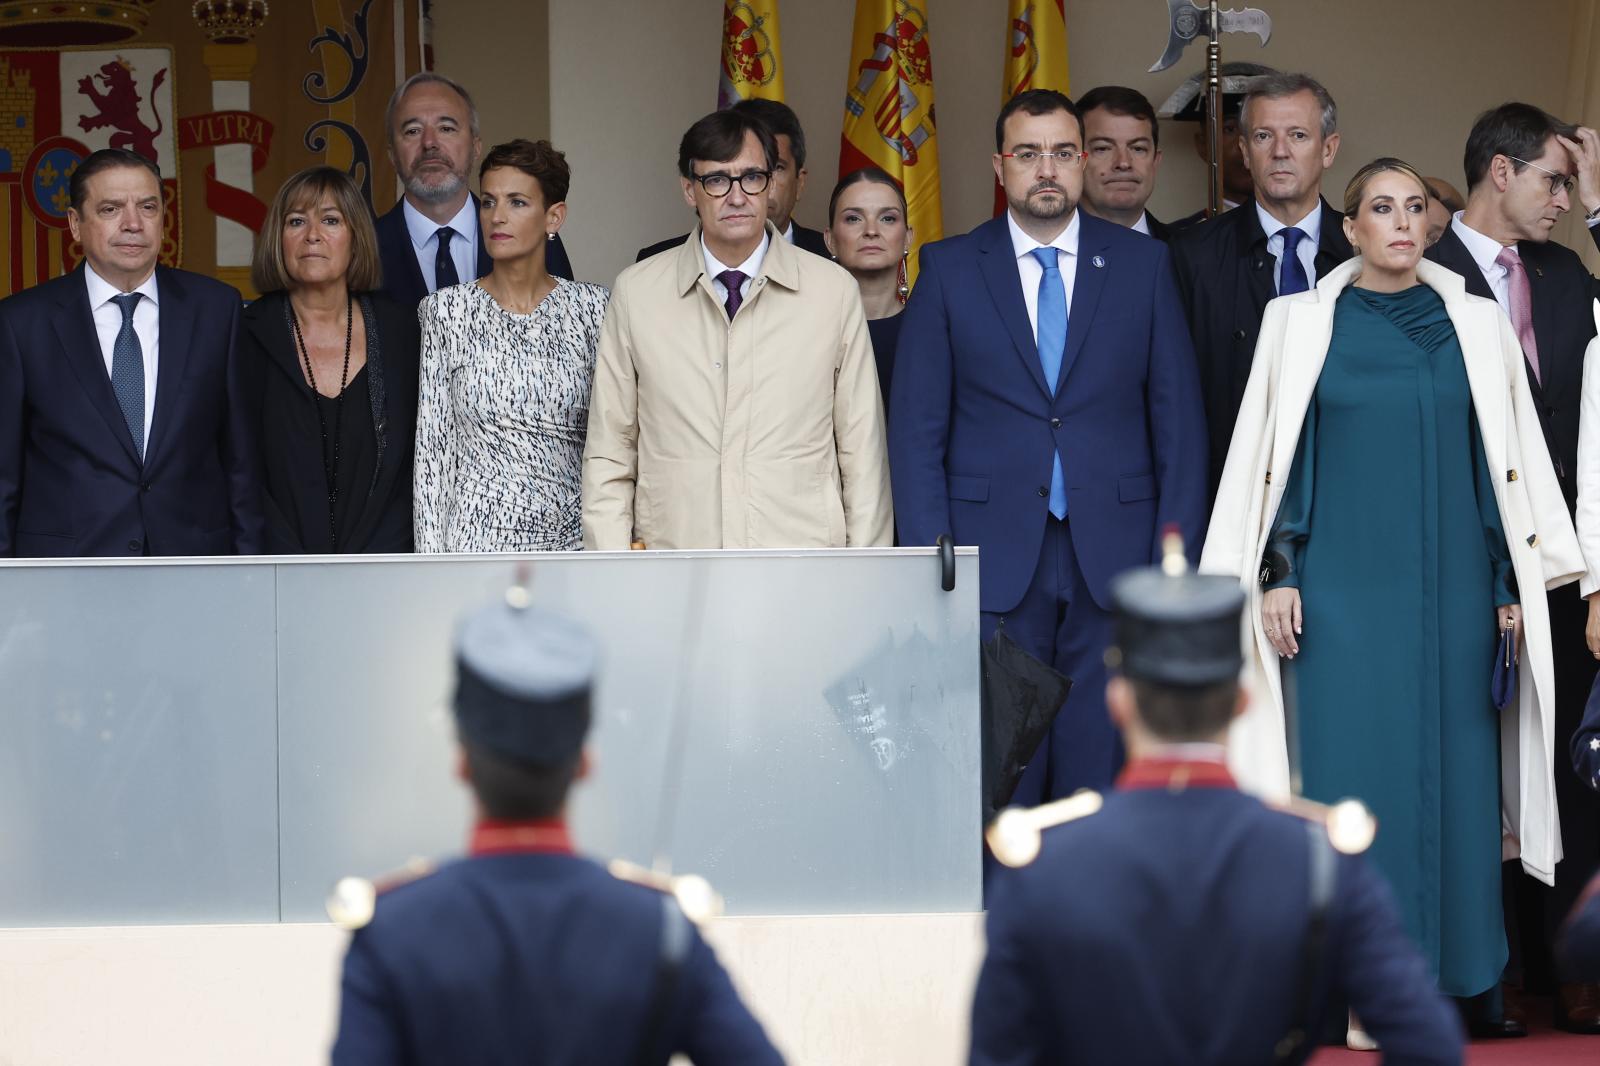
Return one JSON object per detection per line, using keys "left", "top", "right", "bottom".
{"left": 77, "top": 59, "right": 168, "bottom": 164}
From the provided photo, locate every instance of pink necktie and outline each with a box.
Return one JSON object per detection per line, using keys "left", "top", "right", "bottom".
{"left": 1496, "top": 246, "right": 1541, "bottom": 383}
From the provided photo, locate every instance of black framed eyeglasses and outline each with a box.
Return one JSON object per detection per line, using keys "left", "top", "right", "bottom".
{"left": 1508, "top": 156, "right": 1575, "bottom": 197}
{"left": 691, "top": 169, "right": 772, "bottom": 198}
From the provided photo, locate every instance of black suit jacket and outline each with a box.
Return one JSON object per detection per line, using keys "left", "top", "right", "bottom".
{"left": 0, "top": 265, "right": 262, "bottom": 556}
{"left": 375, "top": 196, "right": 574, "bottom": 309}
{"left": 1427, "top": 222, "right": 1600, "bottom": 511}
{"left": 1168, "top": 198, "right": 1354, "bottom": 499}
{"left": 238, "top": 291, "right": 419, "bottom": 554}
{"left": 635, "top": 221, "right": 830, "bottom": 263}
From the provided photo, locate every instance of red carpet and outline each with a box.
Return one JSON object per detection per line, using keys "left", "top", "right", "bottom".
{"left": 1309, "top": 1014, "right": 1595, "bottom": 1064}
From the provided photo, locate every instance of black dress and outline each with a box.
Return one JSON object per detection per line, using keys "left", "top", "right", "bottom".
{"left": 239, "top": 291, "right": 420, "bottom": 554}
{"left": 866, "top": 313, "right": 903, "bottom": 411}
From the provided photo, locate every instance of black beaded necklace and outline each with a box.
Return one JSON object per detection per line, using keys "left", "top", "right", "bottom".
{"left": 289, "top": 294, "right": 353, "bottom": 549}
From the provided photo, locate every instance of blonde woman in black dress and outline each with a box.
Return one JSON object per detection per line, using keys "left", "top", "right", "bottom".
{"left": 414, "top": 139, "right": 608, "bottom": 551}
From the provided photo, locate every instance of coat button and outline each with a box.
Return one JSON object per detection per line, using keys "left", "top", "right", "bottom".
{"left": 1037, "top": 486, "right": 1048, "bottom": 497}
{"left": 1506, "top": 469, "right": 1519, "bottom": 482}
{"left": 1050, "top": 417, "right": 1061, "bottom": 428}
{"left": 1233, "top": 329, "right": 1247, "bottom": 341}
{"left": 140, "top": 481, "right": 151, "bottom": 493}
{"left": 127, "top": 538, "right": 142, "bottom": 553}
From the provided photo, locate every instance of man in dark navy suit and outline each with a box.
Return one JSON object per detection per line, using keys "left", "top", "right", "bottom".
{"left": 1428, "top": 102, "right": 1600, "bottom": 1033}
{"left": 331, "top": 595, "right": 784, "bottom": 1066}
{"left": 970, "top": 539, "right": 1465, "bottom": 1065}
{"left": 0, "top": 148, "right": 261, "bottom": 557}
{"left": 1076, "top": 86, "right": 1174, "bottom": 240}
{"left": 375, "top": 72, "right": 573, "bottom": 309}
{"left": 636, "top": 99, "right": 827, "bottom": 262}
{"left": 890, "top": 89, "right": 1207, "bottom": 804}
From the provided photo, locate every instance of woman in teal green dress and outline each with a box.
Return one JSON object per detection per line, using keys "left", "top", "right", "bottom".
{"left": 1258, "top": 160, "right": 1520, "bottom": 1003}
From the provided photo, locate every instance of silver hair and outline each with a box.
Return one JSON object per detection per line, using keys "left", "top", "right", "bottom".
{"left": 384, "top": 71, "right": 481, "bottom": 149}
{"left": 1241, "top": 72, "right": 1338, "bottom": 139}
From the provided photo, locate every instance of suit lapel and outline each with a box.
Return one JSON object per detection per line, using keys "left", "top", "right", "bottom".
{"left": 50, "top": 267, "right": 141, "bottom": 466}
{"left": 1061, "top": 217, "right": 1110, "bottom": 387}
{"left": 144, "top": 266, "right": 192, "bottom": 468}
{"left": 976, "top": 218, "right": 1051, "bottom": 399}
{"left": 379, "top": 206, "right": 428, "bottom": 306}
{"left": 1521, "top": 240, "right": 1566, "bottom": 405}
{"left": 1428, "top": 227, "right": 1496, "bottom": 300}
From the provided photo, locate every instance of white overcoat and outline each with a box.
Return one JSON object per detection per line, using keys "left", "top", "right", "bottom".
{"left": 1199, "top": 258, "right": 1584, "bottom": 885}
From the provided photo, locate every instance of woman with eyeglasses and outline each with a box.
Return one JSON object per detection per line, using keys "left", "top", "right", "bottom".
{"left": 414, "top": 138, "right": 608, "bottom": 552}
{"left": 1202, "top": 157, "right": 1580, "bottom": 1033}
{"left": 824, "top": 167, "right": 912, "bottom": 409}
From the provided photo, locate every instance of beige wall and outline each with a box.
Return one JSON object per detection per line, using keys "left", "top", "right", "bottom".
{"left": 439, "top": 0, "right": 1581, "bottom": 287}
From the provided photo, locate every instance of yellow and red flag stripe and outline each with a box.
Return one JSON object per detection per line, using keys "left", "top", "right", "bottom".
{"left": 719, "top": 0, "right": 786, "bottom": 108}
{"left": 839, "top": 0, "right": 941, "bottom": 285}
{"left": 995, "top": 0, "right": 1070, "bottom": 216}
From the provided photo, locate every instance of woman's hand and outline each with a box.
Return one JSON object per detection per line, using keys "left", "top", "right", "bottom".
{"left": 1586, "top": 595, "right": 1600, "bottom": 659}
{"left": 1497, "top": 604, "right": 1524, "bottom": 662}
{"left": 1263, "top": 588, "right": 1302, "bottom": 658}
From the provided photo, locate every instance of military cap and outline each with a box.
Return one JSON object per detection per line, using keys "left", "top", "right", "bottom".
{"left": 453, "top": 594, "right": 597, "bottom": 767}
{"left": 1109, "top": 532, "right": 1244, "bottom": 686}
{"left": 1157, "top": 61, "right": 1280, "bottom": 121}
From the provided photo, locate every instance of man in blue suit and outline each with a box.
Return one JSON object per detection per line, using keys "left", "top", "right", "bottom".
{"left": 0, "top": 148, "right": 260, "bottom": 556}
{"left": 971, "top": 546, "right": 1464, "bottom": 1064}
{"left": 374, "top": 72, "right": 572, "bottom": 309}
{"left": 891, "top": 89, "right": 1207, "bottom": 802}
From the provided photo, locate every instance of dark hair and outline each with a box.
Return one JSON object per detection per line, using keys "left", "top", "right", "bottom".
{"left": 995, "top": 89, "right": 1080, "bottom": 152}
{"left": 462, "top": 742, "right": 580, "bottom": 820}
{"left": 479, "top": 138, "right": 570, "bottom": 207}
{"left": 253, "top": 166, "right": 382, "bottom": 294}
{"left": 1240, "top": 72, "right": 1338, "bottom": 138}
{"left": 1423, "top": 178, "right": 1465, "bottom": 213}
{"left": 678, "top": 109, "right": 779, "bottom": 179}
{"left": 1130, "top": 679, "right": 1238, "bottom": 742}
{"left": 1076, "top": 85, "right": 1160, "bottom": 150}
{"left": 828, "top": 167, "right": 906, "bottom": 223}
{"left": 70, "top": 148, "right": 162, "bottom": 212}
{"left": 1463, "top": 102, "right": 1577, "bottom": 192}
{"left": 731, "top": 97, "right": 806, "bottom": 170}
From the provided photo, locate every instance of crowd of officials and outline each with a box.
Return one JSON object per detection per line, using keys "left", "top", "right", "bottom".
{"left": 9, "top": 62, "right": 1600, "bottom": 1062}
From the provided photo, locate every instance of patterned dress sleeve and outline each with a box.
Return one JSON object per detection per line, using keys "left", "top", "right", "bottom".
{"left": 1263, "top": 407, "right": 1315, "bottom": 591}
{"left": 412, "top": 296, "right": 456, "bottom": 553}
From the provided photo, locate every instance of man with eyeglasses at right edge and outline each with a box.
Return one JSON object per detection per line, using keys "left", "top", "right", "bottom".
{"left": 581, "top": 108, "right": 891, "bottom": 551}
{"left": 1427, "top": 102, "right": 1600, "bottom": 1037}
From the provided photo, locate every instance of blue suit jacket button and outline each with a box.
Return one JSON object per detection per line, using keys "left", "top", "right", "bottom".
{"left": 1050, "top": 417, "right": 1062, "bottom": 428}
{"left": 1037, "top": 486, "right": 1048, "bottom": 497}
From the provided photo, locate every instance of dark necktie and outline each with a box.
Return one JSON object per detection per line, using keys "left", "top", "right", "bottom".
{"left": 1278, "top": 226, "right": 1310, "bottom": 295}
{"left": 717, "top": 269, "right": 748, "bottom": 320}
{"left": 110, "top": 292, "right": 145, "bottom": 458}
{"left": 434, "top": 226, "right": 460, "bottom": 290}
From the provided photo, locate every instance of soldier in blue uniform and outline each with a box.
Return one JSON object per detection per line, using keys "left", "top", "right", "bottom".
{"left": 970, "top": 536, "right": 1465, "bottom": 1065}
{"left": 329, "top": 594, "right": 785, "bottom": 1066}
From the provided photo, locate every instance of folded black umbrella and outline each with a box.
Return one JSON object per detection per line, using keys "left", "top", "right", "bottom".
{"left": 981, "top": 629, "right": 1073, "bottom": 822}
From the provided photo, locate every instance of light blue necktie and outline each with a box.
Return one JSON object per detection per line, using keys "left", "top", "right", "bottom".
{"left": 110, "top": 292, "right": 145, "bottom": 458}
{"left": 1030, "top": 247, "right": 1068, "bottom": 520}
{"left": 1278, "top": 226, "right": 1310, "bottom": 295}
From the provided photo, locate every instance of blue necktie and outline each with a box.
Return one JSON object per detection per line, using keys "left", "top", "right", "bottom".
{"left": 434, "top": 226, "right": 460, "bottom": 290}
{"left": 1278, "top": 226, "right": 1310, "bottom": 295}
{"left": 110, "top": 292, "right": 145, "bottom": 458}
{"left": 1030, "top": 247, "right": 1068, "bottom": 520}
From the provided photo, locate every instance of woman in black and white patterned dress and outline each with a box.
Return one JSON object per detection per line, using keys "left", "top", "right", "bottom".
{"left": 414, "top": 139, "right": 608, "bottom": 551}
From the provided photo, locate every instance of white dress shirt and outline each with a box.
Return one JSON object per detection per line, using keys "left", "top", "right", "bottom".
{"left": 1132, "top": 213, "right": 1152, "bottom": 236}
{"left": 84, "top": 263, "right": 160, "bottom": 441}
{"left": 781, "top": 221, "right": 797, "bottom": 245}
{"left": 404, "top": 196, "right": 479, "bottom": 293}
{"left": 1007, "top": 208, "right": 1080, "bottom": 341}
{"left": 703, "top": 232, "right": 770, "bottom": 309}
{"left": 1450, "top": 212, "right": 1515, "bottom": 317}
{"left": 1256, "top": 201, "right": 1321, "bottom": 295}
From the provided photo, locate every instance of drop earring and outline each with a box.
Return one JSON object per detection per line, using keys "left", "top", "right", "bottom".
{"left": 897, "top": 250, "right": 910, "bottom": 303}
{"left": 547, "top": 232, "right": 556, "bottom": 242}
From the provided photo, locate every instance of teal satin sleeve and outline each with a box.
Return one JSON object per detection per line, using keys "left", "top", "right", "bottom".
{"left": 1263, "top": 405, "right": 1316, "bottom": 591}
{"left": 1471, "top": 413, "right": 1517, "bottom": 607}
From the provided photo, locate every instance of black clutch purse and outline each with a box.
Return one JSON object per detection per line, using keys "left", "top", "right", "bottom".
{"left": 1492, "top": 628, "right": 1517, "bottom": 710}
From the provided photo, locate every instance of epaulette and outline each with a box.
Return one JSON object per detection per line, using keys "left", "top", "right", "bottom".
{"left": 325, "top": 857, "right": 437, "bottom": 930}
{"left": 986, "top": 789, "right": 1103, "bottom": 868}
{"left": 607, "top": 859, "right": 724, "bottom": 924}
{"left": 1270, "top": 795, "right": 1377, "bottom": 856}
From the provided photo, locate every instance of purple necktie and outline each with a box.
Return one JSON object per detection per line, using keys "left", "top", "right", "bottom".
{"left": 717, "top": 269, "right": 748, "bottom": 320}
{"left": 1496, "top": 246, "right": 1540, "bottom": 383}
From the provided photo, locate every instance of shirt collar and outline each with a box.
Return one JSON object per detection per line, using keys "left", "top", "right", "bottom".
{"left": 702, "top": 231, "right": 770, "bottom": 284}
{"left": 1255, "top": 200, "right": 1322, "bottom": 246}
{"left": 1132, "top": 213, "right": 1152, "bottom": 236}
{"left": 1450, "top": 211, "right": 1513, "bottom": 277}
{"left": 1006, "top": 207, "right": 1080, "bottom": 263}
{"left": 781, "top": 221, "right": 796, "bottom": 244}
{"left": 84, "top": 261, "right": 159, "bottom": 309}
{"left": 403, "top": 195, "right": 478, "bottom": 251}
{"left": 469, "top": 817, "right": 575, "bottom": 857}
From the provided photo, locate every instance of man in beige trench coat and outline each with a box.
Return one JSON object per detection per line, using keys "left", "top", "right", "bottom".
{"left": 581, "top": 108, "right": 892, "bottom": 550}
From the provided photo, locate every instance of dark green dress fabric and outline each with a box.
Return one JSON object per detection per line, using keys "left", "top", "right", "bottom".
{"left": 1266, "top": 284, "right": 1515, "bottom": 997}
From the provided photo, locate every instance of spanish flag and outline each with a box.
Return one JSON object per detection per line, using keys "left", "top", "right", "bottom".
{"left": 995, "top": 0, "right": 1070, "bottom": 216}
{"left": 839, "top": 0, "right": 941, "bottom": 285}
{"left": 718, "top": 0, "right": 786, "bottom": 108}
